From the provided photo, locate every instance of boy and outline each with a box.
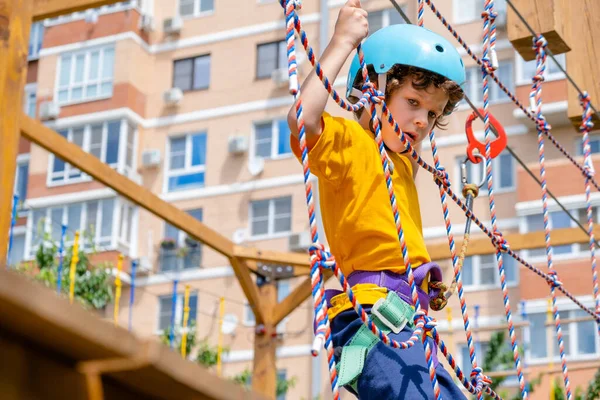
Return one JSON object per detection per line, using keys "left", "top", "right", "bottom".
{"left": 287, "top": 0, "right": 467, "bottom": 398}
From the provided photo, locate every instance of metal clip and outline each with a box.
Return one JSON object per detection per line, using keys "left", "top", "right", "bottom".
{"left": 461, "top": 152, "right": 487, "bottom": 190}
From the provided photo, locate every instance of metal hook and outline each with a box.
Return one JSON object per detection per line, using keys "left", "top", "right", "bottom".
{"left": 461, "top": 152, "right": 487, "bottom": 190}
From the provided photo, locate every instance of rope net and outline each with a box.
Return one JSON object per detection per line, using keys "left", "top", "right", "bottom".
{"left": 279, "top": 0, "right": 600, "bottom": 399}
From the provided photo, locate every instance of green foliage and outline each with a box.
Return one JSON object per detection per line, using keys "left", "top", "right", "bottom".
{"left": 15, "top": 231, "right": 113, "bottom": 310}
{"left": 231, "top": 368, "right": 296, "bottom": 397}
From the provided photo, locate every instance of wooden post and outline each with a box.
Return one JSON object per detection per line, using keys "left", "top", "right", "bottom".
{"left": 565, "top": 0, "right": 600, "bottom": 129}
{"left": 507, "top": 0, "right": 571, "bottom": 61}
{"left": 0, "top": 0, "right": 33, "bottom": 264}
{"left": 252, "top": 279, "right": 277, "bottom": 400}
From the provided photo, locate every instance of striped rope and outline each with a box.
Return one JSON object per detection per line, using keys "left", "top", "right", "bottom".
{"left": 417, "top": 0, "right": 424, "bottom": 26}
{"left": 421, "top": 0, "right": 600, "bottom": 194}
{"left": 480, "top": 1, "right": 528, "bottom": 397}
{"left": 429, "top": 131, "right": 487, "bottom": 398}
{"left": 279, "top": 2, "right": 600, "bottom": 399}
{"left": 579, "top": 91, "right": 600, "bottom": 335}
{"left": 530, "top": 34, "right": 572, "bottom": 399}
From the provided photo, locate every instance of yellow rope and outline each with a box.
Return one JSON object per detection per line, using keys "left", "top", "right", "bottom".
{"left": 180, "top": 285, "right": 191, "bottom": 358}
{"left": 114, "top": 254, "right": 123, "bottom": 326}
{"left": 69, "top": 231, "right": 80, "bottom": 304}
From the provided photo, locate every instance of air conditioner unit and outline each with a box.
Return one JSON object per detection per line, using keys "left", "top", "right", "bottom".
{"left": 271, "top": 68, "right": 289, "bottom": 88}
{"left": 163, "top": 87, "right": 183, "bottom": 106}
{"left": 228, "top": 135, "right": 248, "bottom": 155}
{"left": 39, "top": 101, "right": 60, "bottom": 120}
{"left": 139, "top": 14, "right": 155, "bottom": 32}
{"left": 288, "top": 231, "right": 311, "bottom": 252}
{"left": 141, "top": 149, "right": 161, "bottom": 167}
{"left": 163, "top": 16, "right": 183, "bottom": 34}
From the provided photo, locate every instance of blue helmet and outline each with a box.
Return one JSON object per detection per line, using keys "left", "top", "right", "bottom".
{"left": 346, "top": 24, "right": 465, "bottom": 99}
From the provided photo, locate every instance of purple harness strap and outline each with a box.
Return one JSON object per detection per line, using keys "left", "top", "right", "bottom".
{"left": 323, "top": 262, "right": 444, "bottom": 367}
{"left": 324, "top": 262, "right": 443, "bottom": 312}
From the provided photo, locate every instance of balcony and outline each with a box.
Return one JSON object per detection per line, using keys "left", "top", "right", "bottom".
{"left": 158, "top": 243, "right": 202, "bottom": 273}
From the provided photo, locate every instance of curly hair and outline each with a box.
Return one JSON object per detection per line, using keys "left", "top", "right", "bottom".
{"left": 349, "top": 64, "right": 464, "bottom": 129}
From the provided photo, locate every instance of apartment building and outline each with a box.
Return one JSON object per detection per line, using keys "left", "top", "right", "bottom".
{"left": 10, "top": 0, "right": 599, "bottom": 398}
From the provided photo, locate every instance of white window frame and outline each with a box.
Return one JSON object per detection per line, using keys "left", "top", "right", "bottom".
{"left": 366, "top": 6, "right": 406, "bottom": 35}
{"left": 454, "top": 151, "right": 516, "bottom": 195}
{"left": 458, "top": 61, "right": 514, "bottom": 110}
{"left": 249, "top": 196, "right": 292, "bottom": 239}
{"left": 178, "top": 0, "right": 214, "bottom": 19}
{"left": 164, "top": 132, "right": 207, "bottom": 193}
{"left": 24, "top": 197, "right": 138, "bottom": 259}
{"left": 251, "top": 118, "right": 293, "bottom": 160}
{"left": 8, "top": 227, "right": 27, "bottom": 266}
{"left": 23, "top": 83, "right": 37, "bottom": 119}
{"left": 575, "top": 132, "right": 600, "bottom": 156}
{"left": 47, "top": 120, "right": 136, "bottom": 186}
{"left": 55, "top": 45, "right": 115, "bottom": 106}
{"left": 519, "top": 207, "right": 599, "bottom": 263}
{"left": 461, "top": 254, "right": 519, "bottom": 291}
{"left": 156, "top": 291, "right": 198, "bottom": 333}
{"left": 515, "top": 52, "right": 566, "bottom": 86}
{"left": 243, "top": 280, "right": 290, "bottom": 331}
{"left": 28, "top": 22, "right": 44, "bottom": 60}
{"left": 14, "top": 154, "right": 30, "bottom": 211}
{"left": 524, "top": 306, "right": 600, "bottom": 365}
{"left": 453, "top": 0, "right": 506, "bottom": 25}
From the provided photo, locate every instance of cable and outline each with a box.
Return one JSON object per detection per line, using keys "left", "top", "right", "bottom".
{"left": 388, "top": 0, "right": 599, "bottom": 247}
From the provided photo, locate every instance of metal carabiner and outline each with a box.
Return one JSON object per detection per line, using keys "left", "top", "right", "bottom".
{"left": 461, "top": 152, "right": 487, "bottom": 190}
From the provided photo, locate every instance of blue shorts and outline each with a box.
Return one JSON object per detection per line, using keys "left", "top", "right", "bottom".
{"left": 331, "top": 307, "right": 468, "bottom": 399}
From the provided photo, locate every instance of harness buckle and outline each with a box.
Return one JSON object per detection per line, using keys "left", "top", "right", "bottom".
{"left": 371, "top": 297, "right": 407, "bottom": 334}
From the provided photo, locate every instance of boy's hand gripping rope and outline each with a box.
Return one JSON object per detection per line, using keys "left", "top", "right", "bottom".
{"left": 530, "top": 34, "right": 572, "bottom": 400}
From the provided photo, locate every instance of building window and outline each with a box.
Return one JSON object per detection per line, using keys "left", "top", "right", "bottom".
{"left": 277, "top": 369, "right": 287, "bottom": 400}
{"left": 454, "top": 0, "right": 506, "bottom": 24}
{"left": 250, "top": 197, "right": 292, "bottom": 237}
{"left": 576, "top": 133, "right": 600, "bottom": 156}
{"left": 57, "top": 46, "right": 115, "bottom": 104}
{"left": 8, "top": 233, "right": 26, "bottom": 266}
{"left": 24, "top": 84, "right": 37, "bottom": 118}
{"left": 524, "top": 210, "right": 574, "bottom": 258}
{"left": 166, "top": 133, "right": 207, "bottom": 192}
{"left": 367, "top": 6, "right": 405, "bottom": 36}
{"left": 461, "top": 254, "right": 517, "bottom": 288}
{"left": 527, "top": 309, "right": 598, "bottom": 361}
{"left": 516, "top": 52, "right": 566, "bottom": 85}
{"left": 14, "top": 159, "right": 29, "bottom": 209}
{"left": 455, "top": 150, "right": 515, "bottom": 194}
{"left": 160, "top": 209, "right": 203, "bottom": 272}
{"left": 158, "top": 292, "right": 198, "bottom": 331}
{"left": 27, "top": 197, "right": 136, "bottom": 257}
{"left": 461, "top": 61, "right": 514, "bottom": 106}
{"left": 253, "top": 119, "right": 292, "bottom": 159}
{"left": 459, "top": 340, "right": 517, "bottom": 385}
{"left": 179, "top": 0, "right": 214, "bottom": 17}
{"left": 28, "top": 22, "right": 44, "bottom": 59}
{"left": 49, "top": 120, "right": 135, "bottom": 185}
{"left": 256, "top": 40, "right": 287, "bottom": 79}
{"left": 173, "top": 55, "right": 211, "bottom": 92}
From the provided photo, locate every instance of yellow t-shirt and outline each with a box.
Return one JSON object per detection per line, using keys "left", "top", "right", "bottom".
{"left": 292, "top": 112, "right": 431, "bottom": 276}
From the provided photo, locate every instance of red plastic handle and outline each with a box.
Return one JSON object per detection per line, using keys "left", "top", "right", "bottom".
{"left": 465, "top": 108, "right": 507, "bottom": 164}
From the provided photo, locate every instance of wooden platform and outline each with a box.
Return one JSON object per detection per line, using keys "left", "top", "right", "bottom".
{"left": 0, "top": 267, "right": 267, "bottom": 400}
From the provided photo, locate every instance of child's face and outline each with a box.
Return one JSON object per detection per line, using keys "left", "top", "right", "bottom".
{"left": 379, "top": 79, "right": 449, "bottom": 154}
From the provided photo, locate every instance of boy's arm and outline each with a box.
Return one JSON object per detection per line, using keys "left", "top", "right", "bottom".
{"left": 287, "top": 0, "right": 368, "bottom": 142}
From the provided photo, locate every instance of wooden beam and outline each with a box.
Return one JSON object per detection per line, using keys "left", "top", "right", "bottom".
{"left": 233, "top": 245, "right": 310, "bottom": 268}
{"left": 33, "top": 0, "right": 123, "bottom": 21}
{"left": 20, "top": 115, "right": 235, "bottom": 258}
{"left": 229, "top": 257, "right": 266, "bottom": 325}
{"left": 252, "top": 282, "right": 277, "bottom": 400}
{"left": 0, "top": 0, "right": 33, "bottom": 266}
{"left": 507, "top": 0, "right": 571, "bottom": 61}
{"left": 272, "top": 269, "right": 332, "bottom": 326}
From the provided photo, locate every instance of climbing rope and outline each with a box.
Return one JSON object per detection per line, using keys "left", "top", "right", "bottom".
{"left": 579, "top": 91, "right": 600, "bottom": 335}
{"left": 530, "top": 34, "right": 572, "bottom": 399}
{"left": 279, "top": 1, "right": 600, "bottom": 399}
